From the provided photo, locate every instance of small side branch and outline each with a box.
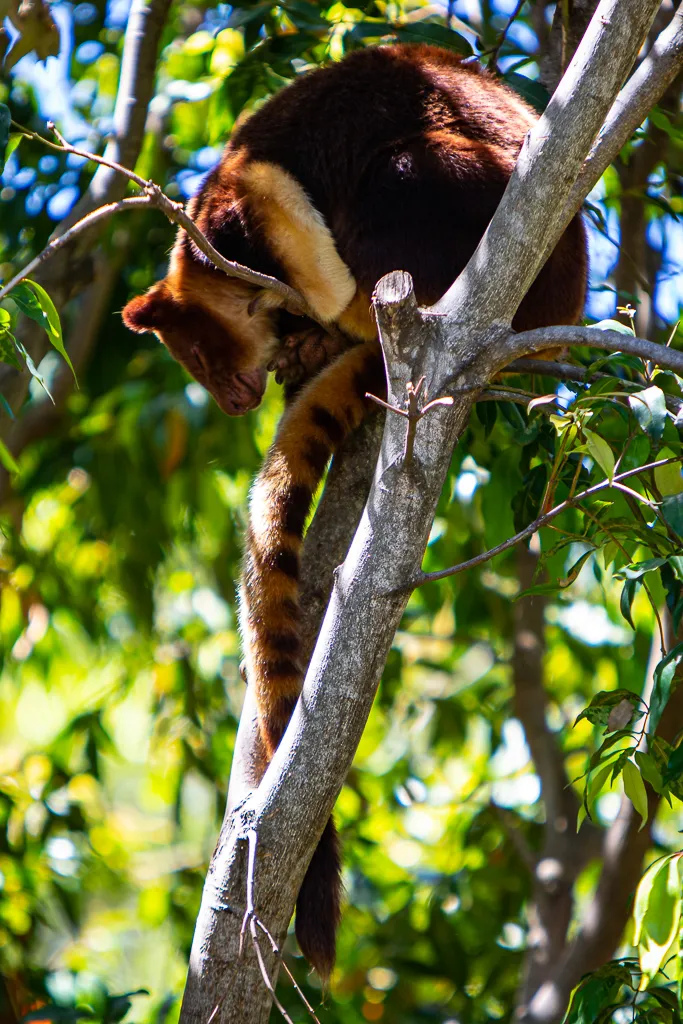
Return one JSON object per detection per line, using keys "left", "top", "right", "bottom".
{"left": 505, "top": 325, "right": 683, "bottom": 375}
{"left": 366, "top": 376, "right": 453, "bottom": 463}
{"left": 0, "top": 197, "right": 149, "bottom": 302}
{"left": 1, "top": 129, "right": 311, "bottom": 317}
{"left": 415, "top": 457, "right": 677, "bottom": 587}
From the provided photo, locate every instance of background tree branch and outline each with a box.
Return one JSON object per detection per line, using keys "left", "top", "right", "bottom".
{"left": 0, "top": 0, "right": 172, "bottom": 416}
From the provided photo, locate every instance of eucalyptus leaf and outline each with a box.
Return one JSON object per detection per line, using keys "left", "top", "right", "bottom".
{"left": 623, "top": 758, "right": 649, "bottom": 829}
{"left": 662, "top": 494, "right": 683, "bottom": 539}
{"left": 0, "top": 103, "right": 10, "bottom": 171}
{"left": 629, "top": 386, "right": 668, "bottom": 441}
{"left": 620, "top": 578, "right": 638, "bottom": 628}
{"left": 650, "top": 643, "right": 683, "bottom": 733}
{"left": 14, "top": 280, "right": 77, "bottom": 382}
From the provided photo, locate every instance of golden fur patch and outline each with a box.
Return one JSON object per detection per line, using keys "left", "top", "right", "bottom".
{"left": 241, "top": 160, "right": 357, "bottom": 323}
{"left": 337, "top": 290, "right": 376, "bottom": 341}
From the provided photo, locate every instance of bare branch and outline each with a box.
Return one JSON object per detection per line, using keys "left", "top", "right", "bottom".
{"left": 417, "top": 458, "right": 678, "bottom": 586}
{"left": 0, "top": 197, "right": 149, "bottom": 303}
{"left": 0, "top": 0, "right": 172, "bottom": 416}
{"left": 488, "top": 0, "right": 526, "bottom": 73}
{"left": 0, "top": 136, "right": 310, "bottom": 314}
{"left": 505, "top": 324, "right": 683, "bottom": 373}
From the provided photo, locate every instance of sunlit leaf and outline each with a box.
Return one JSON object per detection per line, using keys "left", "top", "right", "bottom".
{"left": 614, "top": 558, "right": 666, "bottom": 581}
{"left": 12, "top": 280, "right": 77, "bottom": 382}
{"left": 583, "top": 428, "right": 615, "bottom": 478}
{"left": 629, "top": 386, "right": 668, "bottom": 441}
{"left": 623, "top": 758, "right": 648, "bottom": 829}
{"left": 635, "top": 751, "right": 664, "bottom": 794}
{"left": 563, "top": 963, "right": 632, "bottom": 1023}
{"left": 632, "top": 855, "right": 682, "bottom": 988}
{"left": 590, "top": 318, "right": 635, "bottom": 335}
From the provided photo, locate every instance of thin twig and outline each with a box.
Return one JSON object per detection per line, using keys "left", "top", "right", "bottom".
{"left": 489, "top": 0, "right": 527, "bottom": 72}
{"left": 240, "top": 830, "right": 321, "bottom": 1023}
{"left": 254, "top": 918, "right": 322, "bottom": 1024}
{"left": 3, "top": 123, "right": 315, "bottom": 320}
{"left": 413, "top": 457, "right": 679, "bottom": 587}
{"left": 249, "top": 919, "right": 296, "bottom": 1024}
{"left": 366, "top": 378, "right": 453, "bottom": 464}
{"left": 0, "top": 197, "right": 149, "bottom": 303}
{"left": 239, "top": 828, "right": 259, "bottom": 959}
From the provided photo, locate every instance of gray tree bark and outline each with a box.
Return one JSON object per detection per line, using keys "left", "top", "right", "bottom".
{"left": 178, "top": 3, "right": 683, "bottom": 1023}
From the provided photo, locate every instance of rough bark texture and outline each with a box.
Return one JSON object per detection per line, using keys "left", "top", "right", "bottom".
{"left": 178, "top": 4, "right": 683, "bottom": 1023}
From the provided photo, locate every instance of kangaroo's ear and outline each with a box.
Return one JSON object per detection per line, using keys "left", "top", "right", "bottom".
{"left": 122, "top": 281, "right": 178, "bottom": 333}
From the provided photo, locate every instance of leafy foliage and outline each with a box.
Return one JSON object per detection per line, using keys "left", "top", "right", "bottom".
{"left": 2, "top": 1, "right": 683, "bottom": 1023}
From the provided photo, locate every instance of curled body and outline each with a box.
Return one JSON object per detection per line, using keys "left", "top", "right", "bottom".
{"left": 122, "top": 42, "right": 588, "bottom": 977}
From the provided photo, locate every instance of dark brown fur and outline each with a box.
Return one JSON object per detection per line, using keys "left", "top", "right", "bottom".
{"left": 121, "top": 43, "right": 589, "bottom": 978}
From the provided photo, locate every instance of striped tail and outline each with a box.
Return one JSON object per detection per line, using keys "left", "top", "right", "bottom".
{"left": 240, "top": 339, "right": 384, "bottom": 977}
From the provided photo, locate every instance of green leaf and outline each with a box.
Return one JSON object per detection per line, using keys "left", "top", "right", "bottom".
{"left": 635, "top": 751, "right": 664, "bottom": 794}
{"left": 2, "top": 133, "right": 23, "bottom": 168}
{"left": 583, "top": 428, "right": 615, "bottom": 478}
{"left": 623, "top": 758, "right": 649, "bottom": 829}
{"left": 629, "top": 386, "right": 668, "bottom": 441}
{"left": 654, "top": 455, "right": 683, "bottom": 497}
{"left": 590, "top": 731, "right": 638, "bottom": 771}
{"left": 633, "top": 855, "right": 682, "bottom": 988}
{"left": 394, "top": 22, "right": 472, "bottom": 55}
{"left": 662, "top": 743, "right": 683, "bottom": 789}
{"left": 615, "top": 558, "right": 667, "bottom": 581}
{"left": 13, "top": 280, "right": 77, "bottom": 382}
{"left": 584, "top": 761, "right": 613, "bottom": 822}
{"left": 620, "top": 578, "right": 638, "bottom": 628}
{"left": 563, "top": 963, "right": 632, "bottom": 1023}
{"left": 662, "top": 494, "right": 683, "bottom": 539}
{"left": 14, "top": 339, "right": 53, "bottom": 402}
{"left": 650, "top": 643, "right": 683, "bottom": 733}
{"left": 0, "top": 103, "right": 10, "bottom": 172}
{"left": 475, "top": 400, "right": 497, "bottom": 437}
{"left": 590, "top": 318, "right": 636, "bottom": 335}
{"left": 0, "top": 322, "right": 21, "bottom": 370}
{"left": 503, "top": 72, "right": 549, "bottom": 113}
{"left": 560, "top": 548, "right": 595, "bottom": 588}
{"left": 0, "top": 438, "right": 19, "bottom": 474}
{"left": 576, "top": 689, "right": 643, "bottom": 729}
